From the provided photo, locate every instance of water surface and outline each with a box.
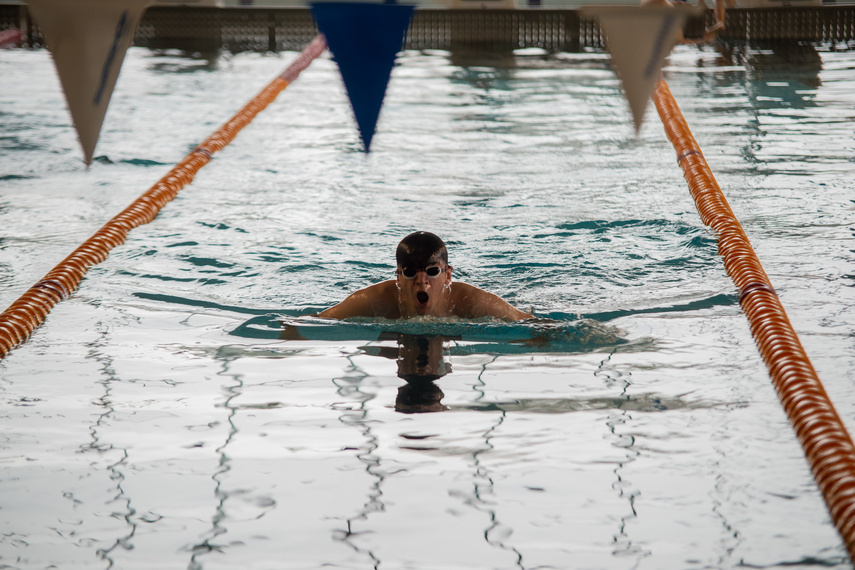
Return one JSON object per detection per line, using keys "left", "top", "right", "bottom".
{"left": 1, "top": 40, "right": 854, "bottom": 569}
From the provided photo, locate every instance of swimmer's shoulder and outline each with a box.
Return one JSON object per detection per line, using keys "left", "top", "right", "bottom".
{"left": 318, "top": 280, "right": 400, "bottom": 319}
{"left": 450, "top": 281, "right": 532, "bottom": 321}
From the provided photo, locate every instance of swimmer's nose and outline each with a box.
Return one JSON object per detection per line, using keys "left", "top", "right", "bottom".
{"left": 414, "top": 270, "right": 430, "bottom": 285}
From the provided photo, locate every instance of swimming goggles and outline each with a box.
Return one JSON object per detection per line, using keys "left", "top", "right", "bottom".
{"left": 399, "top": 265, "right": 445, "bottom": 279}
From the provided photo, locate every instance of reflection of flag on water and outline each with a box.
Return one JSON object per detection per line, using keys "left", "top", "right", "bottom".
{"left": 311, "top": 2, "right": 415, "bottom": 151}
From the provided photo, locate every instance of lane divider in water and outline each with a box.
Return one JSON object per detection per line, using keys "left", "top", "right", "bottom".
{"left": 0, "top": 34, "right": 328, "bottom": 359}
{"left": 0, "top": 28, "right": 23, "bottom": 48}
{"left": 652, "top": 78, "right": 855, "bottom": 561}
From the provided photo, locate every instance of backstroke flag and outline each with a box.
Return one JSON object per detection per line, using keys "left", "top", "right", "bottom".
{"left": 582, "top": 5, "right": 700, "bottom": 132}
{"left": 311, "top": 2, "right": 414, "bottom": 151}
{"left": 27, "top": 0, "right": 151, "bottom": 165}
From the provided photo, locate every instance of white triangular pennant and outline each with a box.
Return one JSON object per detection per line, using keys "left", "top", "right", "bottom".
{"left": 582, "top": 5, "right": 699, "bottom": 132}
{"left": 27, "top": 0, "right": 151, "bottom": 165}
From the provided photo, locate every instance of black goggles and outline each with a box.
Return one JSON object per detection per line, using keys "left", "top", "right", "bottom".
{"left": 399, "top": 265, "right": 445, "bottom": 279}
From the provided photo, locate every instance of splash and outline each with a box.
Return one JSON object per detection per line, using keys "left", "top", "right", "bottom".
{"left": 232, "top": 314, "right": 630, "bottom": 355}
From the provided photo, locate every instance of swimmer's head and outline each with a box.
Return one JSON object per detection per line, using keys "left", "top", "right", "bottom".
{"left": 396, "top": 231, "right": 448, "bottom": 272}
{"left": 396, "top": 232, "right": 452, "bottom": 317}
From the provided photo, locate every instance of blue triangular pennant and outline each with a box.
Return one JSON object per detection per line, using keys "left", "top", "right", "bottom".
{"left": 311, "top": 2, "right": 414, "bottom": 151}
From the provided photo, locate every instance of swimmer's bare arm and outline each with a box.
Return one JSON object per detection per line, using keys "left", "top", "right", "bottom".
{"left": 317, "top": 280, "right": 401, "bottom": 319}
{"left": 451, "top": 282, "right": 532, "bottom": 321}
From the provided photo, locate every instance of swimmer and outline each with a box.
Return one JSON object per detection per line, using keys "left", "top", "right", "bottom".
{"left": 317, "top": 231, "right": 532, "bottom": 321}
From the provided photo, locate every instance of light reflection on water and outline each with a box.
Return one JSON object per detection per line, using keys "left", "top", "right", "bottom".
{"left": 0, "top": 39, "right": 854, "bottom": 569}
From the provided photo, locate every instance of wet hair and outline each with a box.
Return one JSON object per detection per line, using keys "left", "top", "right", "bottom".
{"left": 395, "top": 231, "right": 448, "bottom": 269}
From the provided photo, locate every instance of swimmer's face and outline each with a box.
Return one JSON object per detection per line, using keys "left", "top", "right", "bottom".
{"left": 396, "top": 255, "right": 452, "bottom": 317}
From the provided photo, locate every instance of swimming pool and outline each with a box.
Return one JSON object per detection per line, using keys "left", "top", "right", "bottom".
{"left": 1, "top": 38, "right": 854, "bottom": 569}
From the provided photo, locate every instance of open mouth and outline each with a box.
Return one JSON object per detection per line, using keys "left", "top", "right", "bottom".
{"left": 416, "top": 291, "right": 429, "bottom": 305}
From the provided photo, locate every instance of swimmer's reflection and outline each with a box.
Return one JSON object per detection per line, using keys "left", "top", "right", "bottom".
{"left": 279, "top": 324, "right": 451, "bottom": 413}
{"left": 395, "top": 334, "right": 450, "bottom": 414}
{"left": 373, "top": 333, "right": 451, "bottom": 414}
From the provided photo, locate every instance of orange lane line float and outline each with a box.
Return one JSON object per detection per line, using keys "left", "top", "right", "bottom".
{"left": 653, "top": 77, "right": 855, "bottom": 562}
{"left": 0, "top": 34, "right": 328, "bottom": 359}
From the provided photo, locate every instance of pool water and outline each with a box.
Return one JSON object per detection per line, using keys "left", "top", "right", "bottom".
{"left": 1, "top": 38, "right": 854, "bottom": 569}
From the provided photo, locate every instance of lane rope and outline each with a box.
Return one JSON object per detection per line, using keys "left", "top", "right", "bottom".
{"left": 0, "top": 34, "right": 328, "bottom": 359}
{"left": 653, "top": 77, "right": 855, "bottom": 561}
{"left": 0, "top": 28, "right": 23, "bottom": 48}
